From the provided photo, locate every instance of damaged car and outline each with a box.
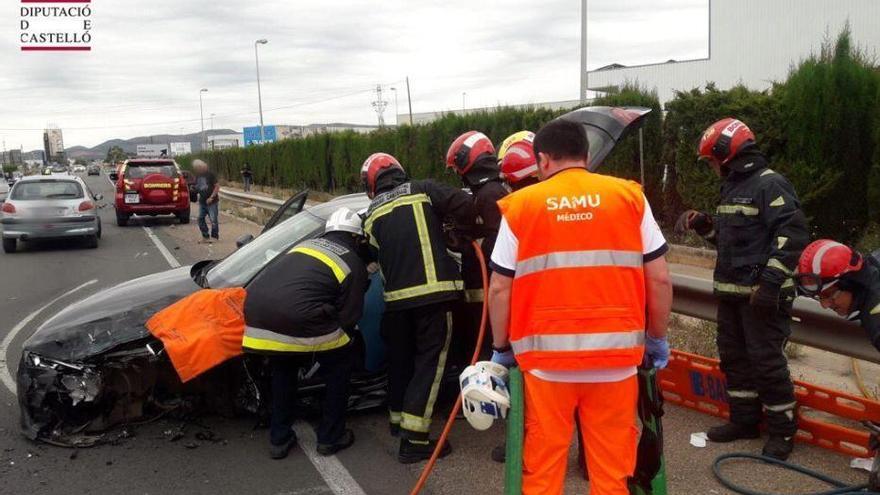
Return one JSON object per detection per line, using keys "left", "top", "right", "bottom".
{"left": 16, "top": 106, "right": 652, "bottom": 446}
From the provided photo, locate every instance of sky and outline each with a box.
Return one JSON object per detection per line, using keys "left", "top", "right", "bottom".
{"left": 0, "top": 0, "right": 709, "bottom": 150}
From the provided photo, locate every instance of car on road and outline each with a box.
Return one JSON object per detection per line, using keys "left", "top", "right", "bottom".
{"left": 72, "top": 165, "right": 87, "bottom": 173}
{"left": 112, "top": 158, "right": 191, "bottom": 226}
{"left": 16, "top": 106, "right": 651, "bottom": 446}
{"left": 86, "top": 164, "right": 101, "bottom": 176}
{"left": 1, "top": 175, "right": 103, "bottom": 253}
{"left": 0, "top": 178, "right": 9, "bottom": 203}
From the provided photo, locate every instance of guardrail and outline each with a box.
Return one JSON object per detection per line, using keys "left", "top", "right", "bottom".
{"left": 219, "top": 188, "right": 284, "bottom": 211}
{"left": 220, "top": 187, "right": 876, "bottom": 365}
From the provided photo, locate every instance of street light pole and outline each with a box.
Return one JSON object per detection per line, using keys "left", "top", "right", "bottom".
{"left": 254, "top": 39, "right": 269, "bottom": 143}
{"left": 462, "top": 92, "right": 467, "bottom": 113}
{"left": 580, "top": 0, "right": 588, "bottom": 103}
{"left": 390, "top": 87, "right": 399, "bottom": 126}
{"left": 199, "top": 88, "right": 208, "bottom": 151}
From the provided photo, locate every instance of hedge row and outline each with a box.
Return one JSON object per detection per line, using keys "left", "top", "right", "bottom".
{"left": 179, "top": 29, "right": 880, "bottom": 244}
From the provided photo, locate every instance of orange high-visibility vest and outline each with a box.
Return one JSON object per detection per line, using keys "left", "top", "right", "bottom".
{"left": 497, "top": 168, "right": 646, "bottom": 371}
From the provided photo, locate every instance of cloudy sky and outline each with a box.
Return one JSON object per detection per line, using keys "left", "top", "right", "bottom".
{"left": 0, "top": 0, "right": 708, "bottom": 150}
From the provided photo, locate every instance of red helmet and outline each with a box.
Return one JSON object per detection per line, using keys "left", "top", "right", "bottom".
{"left": 795, "top": 239, "right": 864, "bottom": 297}
{"left": 445, "top": 131, "right": 495, "bottom": 175}
{"left": 698, "top": 118, "right": 756, "bottom": 165}
{"left": 498, "top": 131, "right": 537, "bottom": 186}
{"left": 361, "top": 152, "right": 404, "bottom": 198}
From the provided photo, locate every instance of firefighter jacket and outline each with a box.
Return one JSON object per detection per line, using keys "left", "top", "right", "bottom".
{"left": 242, "top": 232, "right": 370, "bottom": 354}
{"left": 702, "top": 151, "right": 809, "bottom": 298}
{"left": 497, "top": 168, "right": 648, "bottom": 372}
{"left": 460, "top": 164, "right": 509, "bottom": 302}
{"left": 364, "top": 170, "right": 477, "bottom": 311}
{"left": 843, "top": 252, "right": 880, "bottom": 352}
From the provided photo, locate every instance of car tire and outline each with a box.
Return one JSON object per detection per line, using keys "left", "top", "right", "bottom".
{"left": 2, "top": 238, "right": 15, "bottom": 253}
{"left": 97, "top": 218, "right": 103, "bottom": 239}
{"left": 85, "top": 235, "right": 99, "bottom": 249}
{"left": 178, "top": 208, "right": 191, "bottom": 224}
{"left": 116, "top": 213, "right": 129, "bottom": 227}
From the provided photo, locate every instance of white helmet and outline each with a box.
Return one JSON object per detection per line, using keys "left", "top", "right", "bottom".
{"left": 459, "top": 361, "right": 510, "bottom": 431}
{"left": 325, "top": 207, "right": 364, "bottom": 236}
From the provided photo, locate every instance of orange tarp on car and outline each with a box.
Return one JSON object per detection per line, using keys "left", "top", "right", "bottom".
{"left": 146, "top": 287, "right": 246, "bottom": 383}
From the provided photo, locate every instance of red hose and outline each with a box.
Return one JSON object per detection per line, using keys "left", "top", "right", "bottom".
{"left": 409, "top": 240, "right": 490, "bottom": 495}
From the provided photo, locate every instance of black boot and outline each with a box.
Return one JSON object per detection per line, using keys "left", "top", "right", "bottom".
{"left": 491, "top": 444, "right": 505, "bottom": 463}
{"left": 762, "top": 435, "right": 794, "bottom": 460}
{"left": 269, "top": 434, "right": 297, "bottom": 460}
{"left": 317, "top": 429, "right": 355, "bottom": 456}
{"left": 707, "top": 423, "right": 760, "bottom": 443}
{"left": 398, "top": 438, "right": 452, "bottom": 464}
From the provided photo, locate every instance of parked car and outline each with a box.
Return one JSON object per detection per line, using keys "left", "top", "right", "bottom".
{"left": 16, "top": 106, "right": 651, "bottom": 446}
{"left": 1, "top": 175, "right": 103, "bottom": 253}
{"left": 0, "top": 179, "right": 9, "bottom": 203}
{"left": 72, "top": 165, "right": 87, "bottom": 173}
{"left": 113, "top": 159, "right": 190, "bottom": 226}
{"left": 86, "top": 164, "right": 100, "bottom": 176}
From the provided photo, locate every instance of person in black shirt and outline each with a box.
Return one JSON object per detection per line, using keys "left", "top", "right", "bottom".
{"left": 241, "top": 162, "right": 253, "bottom": 192}
{"left": 193, "top": 159, "right": 219, "bottom": 241}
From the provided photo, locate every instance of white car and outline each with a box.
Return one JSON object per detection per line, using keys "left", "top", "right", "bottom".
{"left": 0, "top": 179, "right": 9, "bottom": 203}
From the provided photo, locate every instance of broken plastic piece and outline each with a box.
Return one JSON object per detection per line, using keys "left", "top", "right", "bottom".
{"left": 690, "top": 432, "right": 708, "bottom": 448}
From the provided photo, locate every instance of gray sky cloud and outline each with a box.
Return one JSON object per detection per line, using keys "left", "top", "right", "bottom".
{"left": 0, "top": 0, "right": 708, "bottom": 150}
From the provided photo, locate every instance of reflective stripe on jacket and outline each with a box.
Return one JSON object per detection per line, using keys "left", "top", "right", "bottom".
{"left": 498, "top": 168, "right": 647, "bottom": 371}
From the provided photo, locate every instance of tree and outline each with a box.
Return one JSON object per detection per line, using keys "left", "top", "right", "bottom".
{"left": 106, "top": 145, "right": 127, "bottom": 164}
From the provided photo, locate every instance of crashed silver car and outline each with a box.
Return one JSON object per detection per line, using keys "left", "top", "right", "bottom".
{"left": 16, "top": 106, "right": 652, "bottom": 446}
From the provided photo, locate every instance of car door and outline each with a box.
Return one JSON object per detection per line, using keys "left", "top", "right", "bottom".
{"left": 261, "top": 188, "right": 309, "bottom": 234}
{"left": 559, "top": 106, "right": 652, "bottom": 170}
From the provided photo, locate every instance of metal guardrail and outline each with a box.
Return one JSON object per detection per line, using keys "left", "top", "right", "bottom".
{"left": 672, "top": 273, "right": 878, "bottom": 364}
{"left": 220, "top": 188, "right": 876, "bottom": 365}
{"left": 219, "top": 188, "right": 284, "bottom": 210}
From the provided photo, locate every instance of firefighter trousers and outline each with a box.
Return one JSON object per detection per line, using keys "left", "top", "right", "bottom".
{"left": 381, "top": 302, "right": 453, "bottom": 441}
{"left": 716, "top": 298, "right": 797, "bottom": 436}
{"left": 522, "top": 372, "right": 638, "bottom": 495}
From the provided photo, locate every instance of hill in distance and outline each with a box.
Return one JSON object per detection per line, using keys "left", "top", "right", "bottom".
{"left": 61, "top": 130, "right": 238, "bottom": 160}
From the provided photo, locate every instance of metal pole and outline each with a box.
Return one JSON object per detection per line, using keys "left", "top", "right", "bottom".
{"left": 391, "top": 88, "right": 399, "bottom": 126}
{"left": 580, "top": 0, "right": 588, "bottom": 103}
{"left": 406, "top": 76, "right": 413, "bottom": 126}
{"left": 462, "top": 92, "right": 466, "bottom": 113}
{"left": 199, "top": 88, "right": 207, "bottom": 151}
{"left": 255, "top": 39, "right": 268, "bottom": 143}
{"left": 639, "top": 127, "right": 645, "bottom": 185}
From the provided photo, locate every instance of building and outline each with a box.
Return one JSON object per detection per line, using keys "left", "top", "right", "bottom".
{"left": 587, "top": 0, "right": 880, "bottom": 105}
{"left": 243, "top": 123, "right": 380, "bottom": 145}
{"left": 398, "top": 99, "right": 582, "bottom": 126}
{"left": 43, "top": 127, "right": 64, "bottom": 164}
{"left": 208, "top": 134, "right": 244, "bottom": 150}
{"left": 301, "top": 123, "right": 379, "bottom": 137}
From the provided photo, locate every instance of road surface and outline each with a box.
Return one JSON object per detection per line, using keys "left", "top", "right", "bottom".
{"left": 0, "top": 173, "right": 870, "bottom": 494}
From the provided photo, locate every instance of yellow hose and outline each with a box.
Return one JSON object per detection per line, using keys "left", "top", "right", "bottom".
{"left": 851, "top": 357, "right": 877, "bottom": 400}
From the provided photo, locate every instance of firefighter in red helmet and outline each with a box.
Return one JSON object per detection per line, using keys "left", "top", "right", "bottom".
{"left": 675, "top": 118, "right": 809, "bottom": 460}
{"left": 498, "top": 130, "right": 539, "bottom": 191}
{"left": 360, "top": 152, "right": 477, "bottom": 463}
{"left": 797, "top": 240, "right": 880, "bottom": 351}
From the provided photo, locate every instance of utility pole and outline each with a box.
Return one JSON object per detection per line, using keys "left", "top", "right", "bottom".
{"left": 406, "top": 76, "right": 413, "bottom": 126}
{"left": 390, "top": 87, "right": 399, "bottom": 126}
{"left": 371, "top": 84, "right": 388, "bottom": 127}
{"left": 462, "top": 92, "right": 467, "bottom": 113}
{"left": 199, "top": 88, "right": 208, "bottom": 151}
{"left": 580, "top": 0, "right": 588, "bottom": 103}
{"left": 210, "top": 113, "right": 215, "bottom": 132}
{"left": 255, "top": 39, "right": 269, "bottom": 143}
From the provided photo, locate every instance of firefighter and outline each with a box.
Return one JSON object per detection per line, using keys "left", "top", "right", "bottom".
{"left": 445, "top": 131, "right": 509, "bottom": 357}
{"left": 242, "top": 207, "right": 371, "bottom": 460}
{"left": 796, "top": 240, "right": 880, "bottom": 351}
{"left": 489, "top": 118, "right": 673, "bottom": 494}
{"left": 675, "top": 118, "right": 810, "bottom": 460}
{"left": 498, "top": 130, "right": 539, "bottom": 191}
{"left": 360, "top": 152, "right": 477, "bottom": 464}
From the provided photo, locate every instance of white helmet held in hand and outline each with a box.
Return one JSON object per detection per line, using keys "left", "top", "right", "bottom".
{"left": 325, "top": 207, "right": 364, "bottom": 236}
{"left": 459, "top": 361, "right": 510, "bottom": 431}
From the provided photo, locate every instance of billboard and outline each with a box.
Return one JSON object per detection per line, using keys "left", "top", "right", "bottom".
{"left": 243, "top": 125, "right": 300, "bottom": 146}
{"left": 169, "top": 142, "right": 192, "bottom": 157}
{"left": 136, "top": 144, "right": 170, "bottom": 158}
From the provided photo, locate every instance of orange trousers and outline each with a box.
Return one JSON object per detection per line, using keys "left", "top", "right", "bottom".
{"left": 522, "top": 372, "right": 639, "bottom": 495}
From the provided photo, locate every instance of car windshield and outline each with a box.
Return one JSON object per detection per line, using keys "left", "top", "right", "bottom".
{"left": 125, "top": 163, "right": 177, "bottom": 179}
{"left": 205, "top": 210, "right": 324, "bottom": 287}
{"left": 11, "top": 181, "right": 83, "bottom": 200}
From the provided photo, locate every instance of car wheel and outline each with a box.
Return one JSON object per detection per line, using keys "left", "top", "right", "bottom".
{"left": 97, "top": 218, "right": 103, "bottom": 239}
{"left": 116, "top": 213, "right": 129, "bottom": 227}
{"left": 177, "top": 208, "right": 191, "bottom": 224}
{"left": 85, "top": 235, "right": 99, "bottom": 249}
{"left": 2, "top": 238, "right": 16, "bottom": 253}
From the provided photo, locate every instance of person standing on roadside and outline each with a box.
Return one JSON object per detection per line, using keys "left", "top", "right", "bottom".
{"left": 193, "top": 159, "right": 220, "bottom": 242}
{"left": 241, "top": 162, "right": 254, "bottom": 192}
{"left": 488, "top": 118, "right": 672, "bottom": 494}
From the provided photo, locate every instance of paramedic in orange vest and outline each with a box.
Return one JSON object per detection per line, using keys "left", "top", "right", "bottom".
{"left": 488, "top": 118, "right": 673, "bottom": 494}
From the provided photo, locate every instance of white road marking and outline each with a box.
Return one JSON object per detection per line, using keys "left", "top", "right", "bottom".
{"left": 0, "top": 279, "right": 99, "bottom": 395}
{"left": 142, "top": 226, "right": 180, "bottom": 268}
{"left": 292, "top": 421, "right": 367, "bottom": 495}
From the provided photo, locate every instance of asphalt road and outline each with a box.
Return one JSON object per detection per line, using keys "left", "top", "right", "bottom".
{"left": 0, "top": 173, "right": 870, "bottom": 494}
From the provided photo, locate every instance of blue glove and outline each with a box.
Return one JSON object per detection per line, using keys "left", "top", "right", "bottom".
{"left": 645, "top": 335, "right": 670, "bottom": 369}
{"left": 491, "top": 349, "right": 517, "bottom": 368}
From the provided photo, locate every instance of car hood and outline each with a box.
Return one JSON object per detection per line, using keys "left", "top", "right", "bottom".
{"left": 23, "top": 266, "right": 200, "bottom": 362}
{"left": 557, "top": 106, "right": 652, "bottom": 171}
